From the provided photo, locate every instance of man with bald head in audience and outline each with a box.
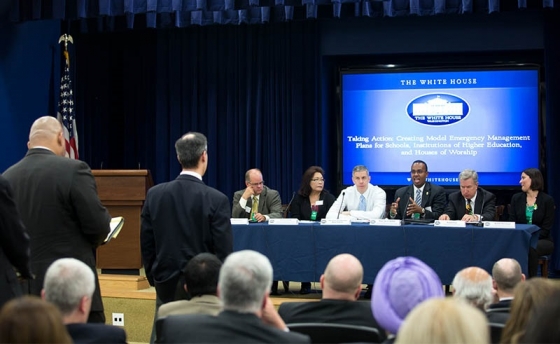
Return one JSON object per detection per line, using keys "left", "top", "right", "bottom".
{"left": 489, "top": 258, "right": 525, "bottom": 311}
{"left": 278, "top": 254, "right": 386, "bottom": 340}
{"left": 3, "top": 116, "right": 111, "bottom": 323}
{"left": 452, "top": 266, "right": 509, "bottom": 324}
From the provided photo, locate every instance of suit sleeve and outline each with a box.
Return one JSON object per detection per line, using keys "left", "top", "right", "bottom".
{"left": 508, "top": 194, "right": 523, "bottom": 223}
{"left": 70, "top": 162, "right": 111, "bottom": 247}
{"left": 266, "top": 190, "right": 283, "bottom": 219}
{"left": 140, "top": 194, "right": 156, "bottom": 286}
{"left": 425, "top": 186, "right": 447, "bottom": 220}
{"left": 481, "top": 191, "right": 496, "bottom": 221}
{"left": 537, "top": 195, "right": 555, "bottom": 239}
{"left": 210, "top": 193, "right": 234, "bottom": 262}
{"left": 0, "top": 177, "right": 33, "bottom": 278}
{"left": 231, "top": 191, "right": 248, "bottom": 218}
{"left": 394, "top": 188, "right": 406, "bottom": 219}
{"left": 443, "top": 194, "right": 459, "bottom": 220}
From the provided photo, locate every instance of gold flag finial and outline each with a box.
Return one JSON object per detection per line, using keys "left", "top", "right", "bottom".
{"left": 58, "top": 34, "right": 74, "bottom": 51}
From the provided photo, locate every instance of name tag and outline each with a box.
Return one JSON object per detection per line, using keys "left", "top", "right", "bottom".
{"left": 434, "top": 220, "right": 466, "bottom": 227}
{"left": 483, "top": 221, "right": 516, "bottom": 228}
{"left": 321, "top": 219, "right": 351, "bottom": 225}
{"left": 370, "top": 219, "right": 401, "bottom": 226}
{"left": 231, "top": 218, "right": 249, "bottom": 225}
{"left": 268, "top": 219, "right": 299, "bottom": 225}
{"left": 316, "top": 200, "right": 324, "bottom": 206}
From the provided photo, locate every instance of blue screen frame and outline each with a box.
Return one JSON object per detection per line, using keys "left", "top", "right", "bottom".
{"left": 341, "top": 67, "right": 540, "bottom": 187}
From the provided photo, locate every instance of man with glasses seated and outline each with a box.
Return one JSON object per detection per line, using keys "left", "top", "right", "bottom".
{"left": 439, "top": 169, "right": 496, "bottom": 222}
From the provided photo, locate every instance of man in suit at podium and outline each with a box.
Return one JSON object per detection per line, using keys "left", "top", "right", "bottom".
{"left": 141, "top": 132, "right": 233, "bottom": 305}
{"left": 439, "top": 169, "right": 496, "bottom": 222}
{"left": 389, "top": 160, "right": 447, "bottom": 221}
{"left": 3, "top": 116, "right": 111, "bottom": 323}
{"left": 231, "top": 168, "right": 283, "bottom": 222}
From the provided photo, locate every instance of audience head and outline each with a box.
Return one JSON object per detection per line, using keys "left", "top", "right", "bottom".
{"left": 371, "top": 256, "right": 444, "bottom": 334}
{"left": 492, "top": 258, "right": 525, "bottom": 297}
{"left": 520, "top": 168, "right": 544, "bottom": 192}
{"left": 395, "top": 298, "right": 489, "bottom": 344}
{"left": 320, "top": 254, "right": 363, "bottom": 300}
{"left": 298, "top": 166, "right": 325, "bottom": 197}
{"left": 518, "top": 287, "right": 560, "bottom": 343}
{"left": 245, "top": 168, "right": 265, "bottom": 196}
{"left": 175, "top": 132, "right": 208, "bottom": 172}
{"left": 218, "top": 250, "right": 272, "bottom": 314}
{"left": 501, "top": 278, "right": 560, "bottom": 344}
{"left": 452, "top": 266, "right": 493, "bottom": 310}
{"left": 27, "top": 116, "right": 66, "bottom": 156}
{"left": 352, "top": 165, "right": 370, "bottom": 193}
{"left": 410, "top": 160, "right": 428, "bottom": 188}
{"left": 0, "top": 295, "right": 72, "bottom": 343}
{"left": 458, "top": 169, "right": 479, "bottom": 200}
{"left": 42, "top": 258, "right": 95, "bottom": 323}
{"left": 184, "top": 253, "right": 222, "bottom": 297}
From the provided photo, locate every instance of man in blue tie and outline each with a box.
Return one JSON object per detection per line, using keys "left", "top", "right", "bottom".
{"left": 389, "top": 160, "right": 447, "bottom": 220}
{"left": 326, "top": 165, "right": 386, "bottom": 220}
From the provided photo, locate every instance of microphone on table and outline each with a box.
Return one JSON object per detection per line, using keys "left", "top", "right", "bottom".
{"left": 337, "top": 192, "right": 346, "bottom": 219}
{"left": 475, "top": 189, "right": 485, "bottom": 227}
{"left": 284, "top": 192, "right": 296, "bottom": 218}
{"left": 401, "top": 194, "right": 411, "bottom": 225}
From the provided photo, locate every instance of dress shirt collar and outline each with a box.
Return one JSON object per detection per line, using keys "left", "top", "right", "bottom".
{"left": 180, "top": 171, "right": 202, "bottom": 180}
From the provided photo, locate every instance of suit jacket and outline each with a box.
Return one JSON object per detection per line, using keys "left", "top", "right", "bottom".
{"left": 66, "top": 323, "right": 127, "bottom": 343}
{"left": 290, "top": 191, "right": 336, "bottom": 221}
{"left": 509, "top": 191, "right": 555, "bottom": 240}
{"left": 157, "top": 294, "right": 222, "bottom": 318}
{"left": 278, "top": 299, "right": 387, "bottom": 341}
{"left": 231, "top": 186, "right": 283, "bottom": 219}
{"left": 443, "top": 188, "right": 496, "bottom": 221}
{"left": 141, "top": 174, "right": 233, "bottom": 286}
{"left": 487, "top": 299, "right": 512, "bottom": 311}
{"left": 159, "top": 310, "right": 310, "bottom": 343}
{"left": 393, "top": 182, "right": 447, "bottom": 220}
{"left": 0, "top": 175, "right": 33, "bottom": 309}
{"left": 3, "top": 149, "right": 110, "bottom": 314}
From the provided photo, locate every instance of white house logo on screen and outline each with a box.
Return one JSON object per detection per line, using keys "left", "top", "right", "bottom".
{"left": 407, "top": 94, "right": 470, "bottom": 126}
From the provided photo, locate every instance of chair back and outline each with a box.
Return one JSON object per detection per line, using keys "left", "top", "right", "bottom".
{"left": 489, "top": 322, "right": 505, "bottom": 344}
{"left": 287, "top": 322, "right": 381, "bottom": 343}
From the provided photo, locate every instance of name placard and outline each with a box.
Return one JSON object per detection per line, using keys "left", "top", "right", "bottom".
{"left": 483, "top": 221, "right": 516, "bottom": 229}
{"left": 231, "top": 218, "right": 249, "bottom": 225}
{"left": 370, "top": 219, "right": 402, "bottom": 226}
{"left": 268, "top": 218, "right": 299, "bottom": 225}
{"left": 321, "top": 219, "right": 352, "bottom": 226}
{"left": 434, "top": 220, "right": 466, "bottom": 227}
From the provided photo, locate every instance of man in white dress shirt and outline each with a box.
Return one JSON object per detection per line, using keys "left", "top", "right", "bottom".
{"left": 326, "top": 165, "right": 386, "bottom": 220}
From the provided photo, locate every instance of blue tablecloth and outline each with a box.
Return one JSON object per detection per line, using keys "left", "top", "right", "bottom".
{"left": 232, "top": 223, "right": 539, "bottom": 284}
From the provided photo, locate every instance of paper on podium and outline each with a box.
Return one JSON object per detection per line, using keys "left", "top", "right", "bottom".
{"left": 104, "top": 217, "right": 125, "bottom": 244}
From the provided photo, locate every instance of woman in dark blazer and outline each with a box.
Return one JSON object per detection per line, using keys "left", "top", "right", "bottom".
{"left": 509, "top": 168, "right": 555, "bottom": 277}
{"left": 291, "top": 166, "right": 336, "bottom": 294}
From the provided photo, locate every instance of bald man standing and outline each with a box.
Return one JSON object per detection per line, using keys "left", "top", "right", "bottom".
{"left": 278, "top": 254, "right": 386, "bottom": 340}
{"left": 3, "top": 116, "right": 110, "bottom": 323}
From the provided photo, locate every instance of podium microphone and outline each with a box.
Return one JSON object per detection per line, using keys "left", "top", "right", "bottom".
{"left": 337, "top": 192, "right": 346, "bottom": 219}
{"left": 284, "top": 192, "right": 296, "bottom": 218}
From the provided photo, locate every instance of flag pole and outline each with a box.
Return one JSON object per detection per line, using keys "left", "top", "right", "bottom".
{"left": 57, "top": 34, "right": 79, "bottom": 159}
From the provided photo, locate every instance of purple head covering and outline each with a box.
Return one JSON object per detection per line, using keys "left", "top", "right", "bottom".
{"left": 371, "top": 256, "right": 444, "bottom": 334}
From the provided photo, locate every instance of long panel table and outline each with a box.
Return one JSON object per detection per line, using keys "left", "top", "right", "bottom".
{"left": 232, "top": 223, "right": 539, "bottom": 284}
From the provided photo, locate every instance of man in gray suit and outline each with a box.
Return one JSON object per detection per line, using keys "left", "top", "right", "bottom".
{"left": 232, "top": 169, "right": 283, "bottom": 222}
{"left": 3, "top": 116, "right": 110, "bottom": 323}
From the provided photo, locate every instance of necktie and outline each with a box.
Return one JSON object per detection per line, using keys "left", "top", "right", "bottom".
{"left": 358, "top": 195, "right": 367, "bottom": 211}
{"left": 466, "top": 199, "right": 473, "bottom": 215}
{"left": 415, "top": 189, "right": 422, "bottom": 206}
{"left": 251, "top": 196, "right": 259, "bottom": 219}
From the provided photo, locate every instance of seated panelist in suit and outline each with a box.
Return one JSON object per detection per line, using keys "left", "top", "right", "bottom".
{"left": 232, "top": 169, "right": 283, "bottom": 222}
{"left": 326, "top": 165, "right": 386, "bottom": 220}
{"left": 509, "top": 168, "right": 555, "bottom": 278}
{"left": 439, "top": 169, "right": 496, "bottom": 222}
{"left": 290, "top": 166, "right": 336, "bottom": 294}
{"left": 389, "top": 160, "right": 447, "bottom": 220}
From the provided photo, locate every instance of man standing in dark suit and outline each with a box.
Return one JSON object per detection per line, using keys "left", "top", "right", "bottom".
{"left": 232, "top": 169, "right": 283, "bottom": 222}
{"left": 278, "top": 254, "right": 386, "bottom": 342}
{"left": 42, "top": 258, "right": 127, "bottom": 343}
{"left": 489, "top": 258, "right": 525, "bottom": 312}
{"left": 141, "top": 132, "right": 233, "bottom": 305}
{"left": 439, "top": 169, "right": 496, "bottom": 222}
{"left": 158, "top": 250, "right": 310, "bottom": 344}
{"left": 3, "top": 116, "right": 110, "bottom": 323}
{"left": 389, "top": 160, "right": 447, "bottom": 220}
{"left": 0, "top": 175, "right": 33, "bottom": 309}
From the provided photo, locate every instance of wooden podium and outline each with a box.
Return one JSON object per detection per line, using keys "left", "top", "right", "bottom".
{"left": 93, "top": 170, "right": 153, "bottom": 271}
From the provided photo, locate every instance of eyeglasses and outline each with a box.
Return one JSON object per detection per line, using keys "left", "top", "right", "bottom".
{"left": 311, "top": 178, "right": 325, "bottom": 182}
{"left": 248, "top": 181, "right": 264, "bottom": 186}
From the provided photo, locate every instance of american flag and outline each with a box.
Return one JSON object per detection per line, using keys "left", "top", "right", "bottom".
{"left": 56, "top": 51, "right": 79, "bottom": 159}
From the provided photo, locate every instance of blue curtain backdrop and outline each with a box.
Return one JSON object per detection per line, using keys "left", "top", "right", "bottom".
{"left": 74, "top": 21, "right": 324, "bottom": 201}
